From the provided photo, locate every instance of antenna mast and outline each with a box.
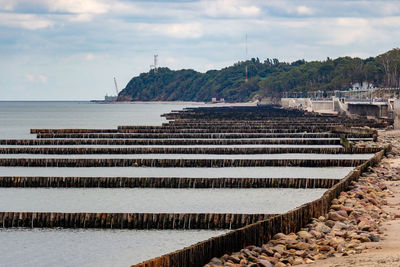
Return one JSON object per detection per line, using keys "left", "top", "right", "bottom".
{"left": 245, "top": 33, "right": 248, "bottom": 82}
{"left": 113, "top": 77, "right": 119, "bottom": 95}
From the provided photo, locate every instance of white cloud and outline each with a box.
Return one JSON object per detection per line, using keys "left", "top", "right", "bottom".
{"left": 166, "top": 23, "right": 203, "bottom": 38}
{"left": 38, "top": 74, "right": 47, "bottom": 84}
{"left": 111, "top": 1, "right": 142, "bottom": 15}
{"left": 198, "top": 0, "right": 261, "bottom": 18}
{"left": 69, "top": 13, "right": 93, "bottom": 22}
{"left": 25, "top": 74, "right": 35, "bottom": 82}
{"left": 164, "top": 57, "right": 177, "bottom": 64}
{"left": 85, "top": 53, "right": 95, "bottom": 61}
{"left": 47, "top": 0, "right": 109, "bottom": 14}
{"left": 0, "top": 13, "right": 53, "bottom": 29}
{"left": 205, "top": 63, "right": 216, "bottom": 70}
{"left": 261, "top": 1, "right": 316, "bottom": 17}
{"left": 0, "top": 0, "right": 14, "bottom": 11}
{"left": 137, "top": 23, "right": 204, "bottom": 39}
{"left": 24, "top": 74, "right": 48, "bottom": 84}
{"left": 320, "top": 18, "right": 372, "bottom": 46}
{"left": 45, "top": 0, "right": 110, "bottom": 22}
{"left": 372, "top": 16, "right": 400, "bottom": 27}
{"left": 362, "top": 1, "right": 400, "bottom": 16}
{"left": 297, "top": 6, "right": 314, "bottom": 16}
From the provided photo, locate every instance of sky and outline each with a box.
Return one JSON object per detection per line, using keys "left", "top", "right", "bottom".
{"left": 0, "top": 0, "right": 400, "bottom": 100}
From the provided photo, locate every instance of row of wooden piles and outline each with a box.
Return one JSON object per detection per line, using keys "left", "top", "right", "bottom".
{"left": 0, "top": 106, "right": 385, "bottom": 235}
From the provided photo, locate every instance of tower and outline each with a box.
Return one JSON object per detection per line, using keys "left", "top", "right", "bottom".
{"left": 245, "top": 33, "right": 248, "bottom": 82}
{"left": 150, "top": 55, "right": 158, "bottom": 73}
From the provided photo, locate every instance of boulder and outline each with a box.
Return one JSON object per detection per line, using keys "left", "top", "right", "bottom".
{"left": 210, "top": 257, "right": 223, "bottom": 265}
{"left": 227, "top": 255, "right": 240, "bottom": 263}
{"left": 358, "top": 221, "right": 371, "bottom": 231}
{"left": 328, "top": 211, "right": 347, "bottom": 222}
{"left": 292, "top": 257, "right": 304, "bottom": 265}
{"left": 273, "top": 233, "right": 286, "bottom": 240}
{"left": 368, "top": 234, "right": 380, "bottom": 242}
{"left": 315, "top": 222, "right": 331, "bottom": 234}
{"left": 256, "top": 259, "right": 273, "bottom": 267}
{"left": 271, "top": 245, "right": 285, "bottom": 254}
{"left": 297, "top": 230, "right": 313, "bottom": 240}
{"left": 309, "top": 229, "right": 322, "bottom": 238}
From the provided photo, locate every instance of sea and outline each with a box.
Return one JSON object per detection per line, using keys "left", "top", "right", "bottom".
{"left": 0, "top": 101, "right": 356, "bottom": 266}
{"left": 0, "top": 101, "right": 196, "bottom": 139}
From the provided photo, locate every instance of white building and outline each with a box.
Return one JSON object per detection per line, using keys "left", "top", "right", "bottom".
{"left": 351, "top": 81, "right": 375, "bottom": 91}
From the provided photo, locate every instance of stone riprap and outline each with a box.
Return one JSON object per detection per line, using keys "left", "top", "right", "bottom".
{"left": 202, "top": 135, "right": 398, "bottom": 267}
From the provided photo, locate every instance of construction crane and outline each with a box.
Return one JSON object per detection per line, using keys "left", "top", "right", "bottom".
{"left": 113, "top": 77, "right": 119, "bottom": 95}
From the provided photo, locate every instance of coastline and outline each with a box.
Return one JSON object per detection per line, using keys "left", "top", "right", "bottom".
{"left": 114, "top": 101, "right": 259, "bottom": 106}
{"left": 1, "top": 100, "right": 259, "bottom": 107}
{"left": 115, "top": 101, "right": 205, "bottom": 105}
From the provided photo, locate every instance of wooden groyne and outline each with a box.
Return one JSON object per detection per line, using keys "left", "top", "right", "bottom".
{"left": 31, "top": 127, "right": 374, "bottom": 138}
{"left": 0, "top": 138, "right": 342, "bottom": 145}
{"left": 164, "top": 118, "right": 378, "bottom": 124}
{"left": 37, "top": 128, "right": 340, "bottom": 134}
{"left": 163, "top": 121, "right": 382, "bottom": 127}
{"left": 32, "top": 138, "right": 342, "bottom": 145}
{"left": 30, "top": 129, "right": 118, "bottom": 134}
{"left": 0, "top": 146, "right": 381, "bottom": 155}
{"left": 35, "top": 132, "right": 341, "bottom": 139}
{"left": 119, "top": 125, "right": 339, "bottom": 130}
{"left": 29, "top": 132, "right": 375, "bottom": 139}
{"left": 161, "top": 106, "right": 386, "bottom": 127}
{"left": 0, "top": 212, "right": 276, "bottom": 230}
{"left": 35, "top": 132, "right": 370, "bottom": 139}
{"left": 132, "top": 146, "right": 390, "bottom": 267}
{"left": 0, "top": 158, "right": 366, "bottom": 167}
{"left": 0, "top": 177, "right": 339, "bottom": 188}
{"left": 162, "top": 122, "right": 342, "bottom": 126}
{"left": 163, "top": 121, "right": 343, "bottom": 126}
{"left": 161, "top": 106, "right": 315, "bottom": 119}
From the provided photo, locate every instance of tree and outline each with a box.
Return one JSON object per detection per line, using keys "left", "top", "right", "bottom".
{"left": 117, "top": 49, "right": 400, "bottom": 102}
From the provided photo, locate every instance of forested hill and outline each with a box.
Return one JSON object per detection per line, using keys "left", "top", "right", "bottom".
{"left": 117, "top": 48, "right": 400, "bottom": 102}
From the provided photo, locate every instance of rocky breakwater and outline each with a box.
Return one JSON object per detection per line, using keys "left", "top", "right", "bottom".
{"left": 205, "top": 151, "right": 395, "bottom": 267}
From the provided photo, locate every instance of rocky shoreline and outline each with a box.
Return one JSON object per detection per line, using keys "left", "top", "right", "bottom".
{"left": 205, "top": 131, "right": 399, "bottom": 267}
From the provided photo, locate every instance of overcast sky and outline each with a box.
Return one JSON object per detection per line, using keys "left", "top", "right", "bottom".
{"left": 1, "top": 0, "right": 399, "bottom": 100}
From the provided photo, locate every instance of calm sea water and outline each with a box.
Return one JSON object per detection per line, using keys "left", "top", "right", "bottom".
{"left": 0, "top": 188, "right": 326, "bottom": 214}
{"left": 0, "top": 101, "right": 197, "bottom": 139}
{"left": 0, "top": 228, "right": 228, "bottom": 267}
{"left": 0, "top": 101, "right": 355, "bottom": 266}
{"left": 0, "top": 166, "right": 354, "bottom": 178}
